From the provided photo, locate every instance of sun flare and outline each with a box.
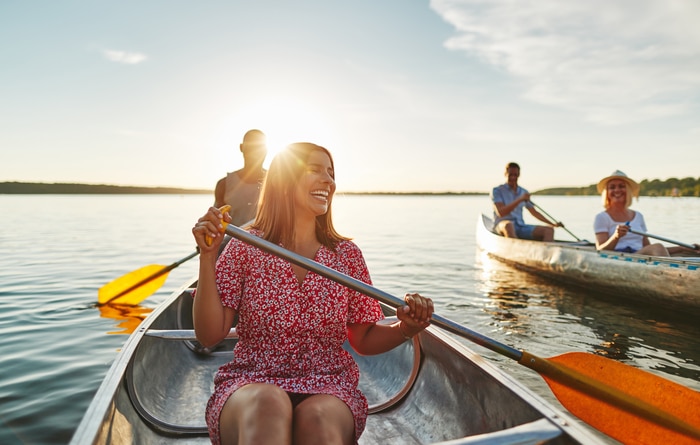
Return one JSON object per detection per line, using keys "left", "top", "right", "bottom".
{"left": 217, "top": 97, "right": 337, "bottom": 167}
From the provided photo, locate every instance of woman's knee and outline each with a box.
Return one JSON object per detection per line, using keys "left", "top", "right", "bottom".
{"left": 641, "top": 243, "right": 669, "bottom": 256}
{"left": 233, "top": 383, "right": 292, "bottom": 414}
{"left": 220, "top": 384, "right": 293, "bottom": 443}
{"left": 293, "top": 395, "right": 354, "bottom": 445}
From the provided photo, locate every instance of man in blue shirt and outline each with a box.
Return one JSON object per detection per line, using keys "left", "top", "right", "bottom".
{"left": 491, "top": 162, "right": 560, "bottom": 241}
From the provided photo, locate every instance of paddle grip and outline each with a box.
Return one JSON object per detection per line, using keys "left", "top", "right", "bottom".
{"left": 205, "top": 205, "right": 231, "bottom": 246}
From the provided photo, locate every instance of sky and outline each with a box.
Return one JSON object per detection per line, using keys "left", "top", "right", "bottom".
{"left": 1, "top": 0, "right": 699, "bottom": 193}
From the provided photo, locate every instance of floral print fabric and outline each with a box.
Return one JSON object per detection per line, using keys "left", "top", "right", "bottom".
{"left": 205, "top": 230, "right": 384, "bottom": 444}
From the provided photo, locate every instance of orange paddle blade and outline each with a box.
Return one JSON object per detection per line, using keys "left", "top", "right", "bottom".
{"left": 521, "top": 351, "right": 700, "bottom": 444}
{"left": 97, "top": 264, "right": 170, "bottom": 305}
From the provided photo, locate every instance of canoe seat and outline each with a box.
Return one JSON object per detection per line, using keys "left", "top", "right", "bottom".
{"left": 145, "top": 322, "right": 421, "bottom": 415}
{"left": 176, "top": 288, "right": 239, "bottom": 356}
{"left": 133, "top": 299, "right": 422, "bottom": 437}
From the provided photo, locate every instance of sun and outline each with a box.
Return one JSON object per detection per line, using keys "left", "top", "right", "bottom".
{"left": 217, "top": 97, "right": 337, "bottom": 168}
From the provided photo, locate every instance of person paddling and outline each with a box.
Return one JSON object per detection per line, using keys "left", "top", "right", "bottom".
{"left": 192, "top": 142, "right": 434, "bottom": 445}
{"left": 594, "top": 170, "right": 699, "bottom": 255}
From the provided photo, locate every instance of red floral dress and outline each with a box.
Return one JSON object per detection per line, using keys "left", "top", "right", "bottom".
{"left": 205, "top": 230, "right": 384, "bottom": 444}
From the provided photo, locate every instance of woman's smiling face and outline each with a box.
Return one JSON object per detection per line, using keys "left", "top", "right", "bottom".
{"left": 606, "top": 179, "right": 628, "bottom": 204}
{"left": 294, "top": 149, "right": 336, "bottom": 217}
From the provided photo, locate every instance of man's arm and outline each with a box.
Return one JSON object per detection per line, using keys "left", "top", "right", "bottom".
{"left": 493, "top": 192, "right": 530, "bottom": 218}
{"left": 526, "top": 206, "right": 557, "bottom": 226}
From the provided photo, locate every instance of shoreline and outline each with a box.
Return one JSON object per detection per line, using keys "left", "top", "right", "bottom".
{"left": 0, "top": 181, "right": 489, "bottom": 196}
{"left": 1, "top": 180, "right": 696, "bottom": 197}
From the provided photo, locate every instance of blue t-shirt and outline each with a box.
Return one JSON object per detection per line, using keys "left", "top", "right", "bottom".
{"left": 491, "top": 183, "right": 533, "bottom": 226}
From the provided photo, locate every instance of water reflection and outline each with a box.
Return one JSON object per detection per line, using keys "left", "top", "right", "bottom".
{"left": 98, "top": 304, "right": 152, "bottom": 335}
{"left": 475, "top": 249, "right": 700, "bottom": 390}
{"left": 475, "top": 249, "right": 562, "bottom": 336}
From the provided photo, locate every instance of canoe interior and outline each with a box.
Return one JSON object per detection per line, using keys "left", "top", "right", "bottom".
{"left": 74, "top": 280, "right": 599, "bottom": 444}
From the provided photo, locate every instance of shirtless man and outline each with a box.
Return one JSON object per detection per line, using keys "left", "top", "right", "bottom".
{"left": 214, "top": 129, "right": 267, "bottom": 226}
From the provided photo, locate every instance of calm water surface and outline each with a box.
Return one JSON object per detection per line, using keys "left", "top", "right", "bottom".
{"left": 1, "top": 194, "right": 698, "bottom": 444}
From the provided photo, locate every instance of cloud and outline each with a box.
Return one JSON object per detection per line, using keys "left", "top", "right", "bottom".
{"left": 431, "top": 0, "right": 700, "bottom": 125}
{"left": 101, "top": 49, "right": 148, "bottom": 64}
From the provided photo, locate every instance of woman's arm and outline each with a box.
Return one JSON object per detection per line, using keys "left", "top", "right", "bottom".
{"left": 596, "top": 224, "right": 631, "bottom": 251}
{"left": 192, "top": 207, "right": 237, "bottom": 347}
{"left": 193, "top": 252, "right": 237, "bottom": 347}
{"left": 348, "top": 293, "right": 433, "bottom": 356}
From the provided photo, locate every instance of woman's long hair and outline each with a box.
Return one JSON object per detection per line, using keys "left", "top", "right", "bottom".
{"left": 251, "top": 142, "right": 349, "bottom": 250}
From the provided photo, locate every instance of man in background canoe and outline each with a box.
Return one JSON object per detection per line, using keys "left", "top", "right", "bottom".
{"left": 214, "top": 129, "right": 268, "bottom": 227}
{"left": 491, "top": 162, "right": 561, "bottom": 241}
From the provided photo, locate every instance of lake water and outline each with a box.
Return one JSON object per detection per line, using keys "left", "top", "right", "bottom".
{"left": 1, "top": 194, "right": 698, "bottom": 444}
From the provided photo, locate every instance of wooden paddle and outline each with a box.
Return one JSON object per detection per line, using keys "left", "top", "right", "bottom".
{"left": 97, "top": 250, "right": 199, "bottom": 306}
{"left": 221, "top": 222, "right": 700, "bottom": 444}
{"left": 626, "top": 227, "right": 699, "bottom": 251}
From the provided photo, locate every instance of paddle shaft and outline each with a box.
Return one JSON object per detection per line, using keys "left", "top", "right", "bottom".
{"left": 101, "top": 250, "right": 199, "bottom": 305}
{"left": 530, "top": 201, "right": 582, "bottom": 242}
{"left": 627, "top": 228, "right": 697, "bottom": 250}
{"left": 223, "top": 223, "right": 700, "bottom": 441}
{"left": 223, "top": 224, "right": 522, "bottom": 361}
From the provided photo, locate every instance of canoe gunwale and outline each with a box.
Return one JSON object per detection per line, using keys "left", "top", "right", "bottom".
{"left": 431, "top": 418, "right": 563, "bottom": 444}
{"left": 70, "top": 279, "right": 199, "bottom": 445}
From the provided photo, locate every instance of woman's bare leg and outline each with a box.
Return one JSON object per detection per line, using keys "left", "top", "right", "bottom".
{"left": 293, "top": 394, "right": 354, "bottom": 445}
{"left": 219, "top": 383, "right": 293, "bottom": 445}
{"left": 637, "top": 243, "right": 669, "bottom": 256}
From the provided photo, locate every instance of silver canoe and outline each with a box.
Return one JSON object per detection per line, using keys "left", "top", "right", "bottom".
{"left": 72, "top": 278, "right": 601, "bottom": 444}
{"left": 476, "top": 214, "right": 700, "bottom": 313}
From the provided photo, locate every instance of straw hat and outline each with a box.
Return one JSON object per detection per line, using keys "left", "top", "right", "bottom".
{"left": 596, "top": 170, "right": 640, "bottom": 197}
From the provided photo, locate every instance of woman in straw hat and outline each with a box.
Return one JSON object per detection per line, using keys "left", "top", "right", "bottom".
{"left": 594, "top": 170, "right": 672, "bottom": 256}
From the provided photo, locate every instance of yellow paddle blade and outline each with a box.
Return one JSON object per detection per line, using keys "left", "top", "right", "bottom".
{"left": 98, "top": 264, "right": 170, "bottom": 305}
{"left": 522, "top": 351, "right": 700, "bottom": 444}
{"left": 98, "top": 304, "right": 153, "bottom": 335}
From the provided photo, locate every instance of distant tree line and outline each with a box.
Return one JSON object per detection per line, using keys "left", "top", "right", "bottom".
{"left": 3, "top": 178, "right": 699, "bottom": 196}
{"left": 537, "top": 177, "right": 700, "bottom": 197}
{"left": 0, "top": 182, "right": 211, "bottom": 194}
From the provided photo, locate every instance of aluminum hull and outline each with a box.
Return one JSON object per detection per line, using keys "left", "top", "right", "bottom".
{"left": 476, "top": 214, "right": 700, "bottom": 312}
{"left": 72, "top": 278, "right": 601, "bottom": 444}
